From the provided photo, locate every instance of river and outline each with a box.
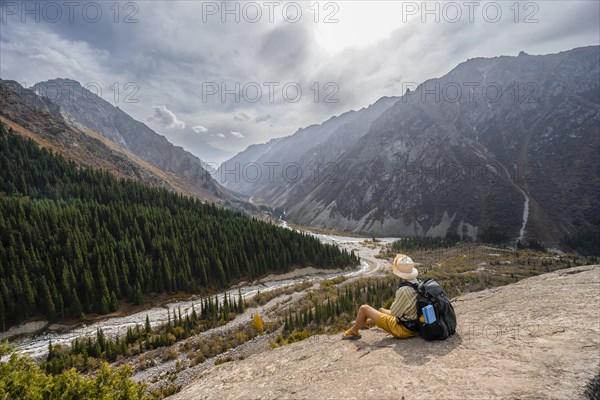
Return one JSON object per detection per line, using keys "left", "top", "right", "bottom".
{"left": 9, "top": 228, "right": 397, "bottom": 359}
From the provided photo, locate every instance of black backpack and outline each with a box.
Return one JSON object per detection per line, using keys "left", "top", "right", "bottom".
{"left": 396, "top": 278, "right": 457, "bottom": 341}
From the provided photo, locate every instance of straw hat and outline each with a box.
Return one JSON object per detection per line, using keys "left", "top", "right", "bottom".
{"left": 392, "top": 254, "right": 419, "bottom": 280}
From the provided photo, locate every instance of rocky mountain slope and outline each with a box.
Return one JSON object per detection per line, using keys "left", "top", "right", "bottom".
{"left": 291, "top": 46, "right": 599, "bottom": 244}
{"left": 174, "top": 265, "right": 600, "bottom": 400}
{"left": 216, "top": 137, "right": 284, "bottom": 195}
{"left": 219, "top": 96, "right": 399, "bottom": 202}
{"left": 223, "top": 46, "right": 600, "bottom": 246}
{"left": 31, "top": 78, "right": 232, "bottom": 202}
{"left": 0, "top": 80, "right": 226, "bottom": 201}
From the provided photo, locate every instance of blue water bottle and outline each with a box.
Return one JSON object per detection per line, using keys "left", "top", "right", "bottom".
{"left": 422, "top": 305, "right": 436, "bottom": 324}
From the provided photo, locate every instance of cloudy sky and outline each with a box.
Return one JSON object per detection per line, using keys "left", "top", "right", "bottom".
{"left": 1, "top": 1, "right": 598, "bottom": 163}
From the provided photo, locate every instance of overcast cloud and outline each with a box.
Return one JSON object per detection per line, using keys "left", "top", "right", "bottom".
{"left": 148, "top": 105, "right": 186, "bottom": 128}
{"left": 1, "top": 1, "right": 598, "bottom": 162}
{"left": 191, "top": 125, "right": 208, "bottom": 134}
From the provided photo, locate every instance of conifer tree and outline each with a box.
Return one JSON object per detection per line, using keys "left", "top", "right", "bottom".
{"left": 0, "top": 123, "right": 358, "bottom": 329}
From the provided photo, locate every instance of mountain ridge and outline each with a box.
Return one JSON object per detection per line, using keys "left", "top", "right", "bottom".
{"left": 218, "top": 96, "right": 400, "bottom": 202}
{"left": 31, "top": 78, "right": 233, "bottom": 202}
{"left": 0, "top": 80, "right": 225, "bottom": 201}
{"left": 223, "top": 46, "right": 600, "bottom": 246}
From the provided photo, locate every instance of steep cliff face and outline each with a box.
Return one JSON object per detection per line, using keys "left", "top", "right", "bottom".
{"left": 285, "top": 46, "right": 599, "bottom": 244}
{"left": 174, "top": 265, "right": 600, "bottom": 400}
{"left": 31, "top": 79, "right": 232, "bottom": 202}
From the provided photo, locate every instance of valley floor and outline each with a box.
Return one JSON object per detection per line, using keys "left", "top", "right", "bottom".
{"left": 8, "top": 230, "right": 597, "bottom": 397}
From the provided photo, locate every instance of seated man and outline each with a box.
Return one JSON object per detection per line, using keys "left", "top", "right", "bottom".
{"left": 342, "top": 254, "right": 420, "bottom": 340}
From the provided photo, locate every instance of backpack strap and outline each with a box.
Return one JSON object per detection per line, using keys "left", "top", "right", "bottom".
{"left": 395, "top": 280, "right": 421, "bottom": 332}
{"left": 397, "top": 280, "right": 419, "bottom": 291}
{"left": 397, "top": 316, "right": 420, "bottom": 332}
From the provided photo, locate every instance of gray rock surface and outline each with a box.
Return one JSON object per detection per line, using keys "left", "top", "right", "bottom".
{"left": 174, "top": 265, "right": 600, "bottom": 400}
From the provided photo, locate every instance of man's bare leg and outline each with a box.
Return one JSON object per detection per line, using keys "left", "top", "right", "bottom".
{"left": 350, "top": 305, "right": 381, "bottom": 333}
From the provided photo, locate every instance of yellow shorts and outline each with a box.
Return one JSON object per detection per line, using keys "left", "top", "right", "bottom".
{"left": 376, "top": 313, "right": 419, "bottom": 339}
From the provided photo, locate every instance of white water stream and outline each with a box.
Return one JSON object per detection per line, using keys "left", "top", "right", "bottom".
{"left": 9, "top": 227, "right": 397, "bottom": 359}
{"left": 517, "top": 187, "right": 530, "bottom": 241}
{"left": 497, "top": 163, "right": 530, "bottom": 242}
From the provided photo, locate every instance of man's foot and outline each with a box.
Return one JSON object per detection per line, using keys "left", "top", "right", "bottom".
{"left": 342, "top": 328, "right": 362, "bottom": 340}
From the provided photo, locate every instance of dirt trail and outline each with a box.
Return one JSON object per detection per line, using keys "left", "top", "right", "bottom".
{"left": 174, "top": 265, "right": 600, "bottom": 400}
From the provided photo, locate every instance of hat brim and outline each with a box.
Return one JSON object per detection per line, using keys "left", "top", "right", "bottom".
{"left": 393, "top": 264, "right": 418, "bottom": 280}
